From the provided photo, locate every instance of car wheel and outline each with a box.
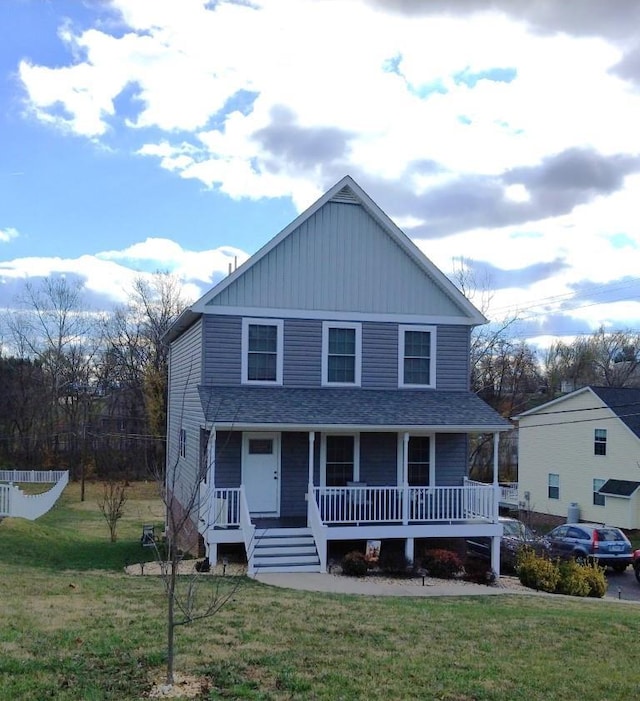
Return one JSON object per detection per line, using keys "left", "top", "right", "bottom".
{"left": 612, "top": 563, "right": 627, "bottom": 574}
{"left": 573, "top": 551, "right": 589, "bottom": 565}
{"left": 634, "top": 566, "right": 640, "bottom": 585}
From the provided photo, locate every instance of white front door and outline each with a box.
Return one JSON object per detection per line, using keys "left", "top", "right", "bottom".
{"left": 242, "top": 433, "right": 280, "bottom": 516}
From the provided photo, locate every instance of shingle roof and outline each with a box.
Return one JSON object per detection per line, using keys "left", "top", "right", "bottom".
{"left": 599, "top": 479, "right": 640, "bottom": 497}
{"left": 197, "top": 386, "right": 511, "bottom": 431}
{"left": 590, "top": 386, "right": 640, "bottom": 439}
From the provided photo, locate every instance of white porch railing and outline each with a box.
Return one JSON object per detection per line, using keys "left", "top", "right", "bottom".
{"left": 0, "top": 470, "right": 67, "bottom": 484}
{"left": 210, "top": 488, "right": 241, "bottom": 527}
{"left": 500, "top": 482, "right": 519, "bottom": 505}
{"left": 307, "top": 487, "right": 328, "bottom": 573}
{"left": 313, "top": 484, "right": 497, "bottom": 524}
{"left": 238, "top": 487, "right": 256, "bottom": 576}
{"left": 0, "top": 471, "right": 69, "bottom": 519}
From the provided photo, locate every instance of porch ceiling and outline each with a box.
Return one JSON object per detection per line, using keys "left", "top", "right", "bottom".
{"left": 198, "top": 385, "right": 511, "bottom": 432}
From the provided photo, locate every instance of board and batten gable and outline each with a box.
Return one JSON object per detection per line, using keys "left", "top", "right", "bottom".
{"left": 167, "top": 317, "right": 205, "bottom": 505}
{"left": 517, "top": 388, "right": 640, "bottom": 527}
{"left": 202, "top": 200, "right": 469, "bottom": 319}
{"left": 202, "top": 315, "right": 470, "bottom": 391}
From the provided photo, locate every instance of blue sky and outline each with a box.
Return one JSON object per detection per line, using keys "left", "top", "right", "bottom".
{"left": 1, "top": 0, "right": 640, "bottom": 346}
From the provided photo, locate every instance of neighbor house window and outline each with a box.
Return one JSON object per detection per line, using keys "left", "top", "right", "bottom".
{"left": 593, "top": 478, "right": 606, "bottom": 506}
{"left": 324, "top": 435, "right": 357, "bottom": 486}
{"left": 398, "top": 325, "right": 436, "bottom": 387}
{"left": 179, "top": 428, "right": 186, "bottom": 458}
{"left": 548, "top": 473, "right": 559, "bottom": 500}
{"left": 242, "top": 318, "right": 283, "bottom": 384}
{"left": 408, "top": 436, "right": 431, "bottom": 486}
{"left": 594, "top": 429, "right": 607, "bottom": 456}
{"left": 322, "top": 322, "right": 361, "bottom": 385}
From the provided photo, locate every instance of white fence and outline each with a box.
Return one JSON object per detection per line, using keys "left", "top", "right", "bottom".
{"left": 0, "top": 471, "right": 69, "bottom": 520}
{"left": 0, "top": 470, "right": 67, "bottom": 484}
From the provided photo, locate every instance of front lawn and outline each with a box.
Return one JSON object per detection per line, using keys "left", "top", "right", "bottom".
{"left": 1, "top": 481, "right": 639, "bottom": 700}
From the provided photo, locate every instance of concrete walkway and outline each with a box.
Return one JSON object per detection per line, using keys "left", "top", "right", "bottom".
{"left": 254, "top": 572, "right": 532, "bottom": 597}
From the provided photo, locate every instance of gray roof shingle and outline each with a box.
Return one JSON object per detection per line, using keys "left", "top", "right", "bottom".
{"left": 590, "top": 386, "right": 640, "bottom": 439}
{"left": 198, "top": 386, "right": 510, "bottom": 431}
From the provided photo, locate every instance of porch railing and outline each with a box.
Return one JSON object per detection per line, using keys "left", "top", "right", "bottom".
{"left": 0, "top": 470, "right": 67, "bottom": 484}
{"left": 313, "top": 484, "right": 497, "bottom": 525}
{"left": 210, "top": 488, "right": 241, "bottom": 527}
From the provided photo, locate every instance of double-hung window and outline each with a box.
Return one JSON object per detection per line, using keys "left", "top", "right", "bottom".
{"left": 594, "top": 429, "right": 607, "bottom": 456}
{"left": 593, "top": 478, "right": 606, "bottom": 506}
{"left": 398, "top": 325, "right": 436, "bottom": 388}
{"left": 242, "top": 318, "right": 283, "bottom": 384}
{"left": 322, "top": 322, "right": 361, "bottom": 386}
{"left": 407, "top": 436, "right": 431, "bottom": 486}
{"left": 323, "top": 435, "right": 358, "bottom": 487}
{"left": 548, "top": 473, "right": 559, "bottom": 500}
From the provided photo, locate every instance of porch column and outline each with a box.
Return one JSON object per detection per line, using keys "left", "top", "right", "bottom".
{"left": 307, "top": 431, "right": 315, "bottom": 528}
{"left": 492, "top": 431, "right": 500, "bottom": 522}
{"left": 205, "top": 428, "right": 217, "bottom": 567}
{"left": 491, "top": 536, "right": 501, "bottom": 578}
{"left": 402, "top": 432, "right": 409, "bottom": 526}
{"left": 208, "top": 428, "right": 217, "bottom": 487}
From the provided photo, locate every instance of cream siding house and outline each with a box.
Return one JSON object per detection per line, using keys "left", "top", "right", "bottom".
{"left": 515, "top": 386, "right": 640, "bottom": 529}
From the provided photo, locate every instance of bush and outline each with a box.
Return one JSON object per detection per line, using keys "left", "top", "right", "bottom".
{"left": 422, "top": 549, "right": 463, "bottom": 579}
{"left": 463, "top": 556, "right": 496, "bottom": 585}
{"left": 581, "top": 561, "right": 607, "bottom": 598}
{"left": 516, "top": 549, "right": 560, "bottom": 593}
{"left": 341, "top": 550, "right": 368, "bottom": 577}
{"left": 378, "top": 550, "right": 413, "bottom": 577}
{"left": 556, "top": 559, "right": 591, "bottom": 597}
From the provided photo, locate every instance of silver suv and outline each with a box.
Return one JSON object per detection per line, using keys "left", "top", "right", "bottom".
{"left": 546, "top": 523, "right": 632, "bottom": 572}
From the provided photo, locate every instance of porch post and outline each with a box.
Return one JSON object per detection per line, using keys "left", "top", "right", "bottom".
{"left": 205, "top": 428, "right": 217, "bottom": 567}
{"left": 307, "top": 431, "right": 315, "bottom": 527}
{"left": 492, "top": 431, "right": 500, "bottom": 521}
{"left": 208, "top": 427, "right": 217, "bottom": 487}
{"left": 402, "top": 432, "right": 409, "bottom": 526}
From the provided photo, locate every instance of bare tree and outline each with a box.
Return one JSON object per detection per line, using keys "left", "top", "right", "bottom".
{"left": 97, "top": 480, "right": 128, "bottom": 542}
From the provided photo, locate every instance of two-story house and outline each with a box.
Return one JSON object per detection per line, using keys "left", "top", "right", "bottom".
{"left": 515, "top": 386, "right": 640, "bottom": 529}
{"left": 164, "top": 176, "right": 511, "bottom": 576}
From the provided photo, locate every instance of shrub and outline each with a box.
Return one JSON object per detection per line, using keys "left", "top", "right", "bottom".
{"left": 463, "top": 556, "right": 496, "bottom": 585}
{"left": 378, "top": 550, "right": 413, "bottom": 577}
{"left": 556, "top": 559, "right": 591, "bottom": 597}
{"left": 516, "top": 549, "right": 560, "bottom": 593}
{"left": 341, "top": 550, "right": 368, "bottom": 577}
{"left": 581, "top": 561, "right": 607, "bottom": 598}
{"left": 422, "top": 549, "right": 463, "bottom": 579}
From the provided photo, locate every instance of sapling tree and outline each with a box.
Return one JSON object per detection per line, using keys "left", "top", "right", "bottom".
{"left": 97, "top": 480, "right": 128, "bottom": 542}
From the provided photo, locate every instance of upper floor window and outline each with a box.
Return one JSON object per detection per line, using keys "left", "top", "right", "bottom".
{"left": 242, "top": 318, "right": 283, "bottom": 384}
{"left": 322, "top": 322, "right": 361, "bottom": 386}
{"left": 594, "top": 428, "right": 607, "bottom": 456}
{"left": 593, "top": 478, "right": 606, "bottom": 506}
{"left": 398, "top": 325, "right": 436, "bottom": 388}
{"left": 548, "top": 473, "right": 559, "bottom": 500}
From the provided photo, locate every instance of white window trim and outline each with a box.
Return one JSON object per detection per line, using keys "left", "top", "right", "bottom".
{"left": 398, "top": 324, "right": 437, "bottom": 388}
{"left": 320, "top": 433, "right": 360, "bottom": 487}
{"left": 241, "top": 318, "right": 284, "bottom": 385}
{"left": 321, "top": 321, "right": 362, "bottom": 387}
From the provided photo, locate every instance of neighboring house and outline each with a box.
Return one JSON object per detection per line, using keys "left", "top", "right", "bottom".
{"left": 164, "top": 175, "right": 511, "bottom": 576}
{"left": 515, "top": 386, "right": 640, "bottom": 529}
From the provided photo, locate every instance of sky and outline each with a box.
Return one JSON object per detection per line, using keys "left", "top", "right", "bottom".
{"left": 1, "top": 0, "right": 640, "bottom": 347}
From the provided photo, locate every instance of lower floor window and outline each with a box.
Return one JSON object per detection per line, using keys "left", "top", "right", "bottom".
{"left": 548, "top": 473, "right": 559, "bottom": 500}
{"left": 325, "top": 435, "right": 354, "bottom": 486}
{"left": 593, "top": 478, "right": 605, "bottom": 506}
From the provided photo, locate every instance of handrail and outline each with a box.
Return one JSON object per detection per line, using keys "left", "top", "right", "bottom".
{"left": 307, "top": 485, "right": 327, "bottom": 573}
{"left": 238, "top": 486, "right": 256, "bottom": 576}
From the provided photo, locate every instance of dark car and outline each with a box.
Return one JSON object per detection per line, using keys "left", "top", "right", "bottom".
{"left": 546, "top": 523, "right": 632, "bottom": 572}
{"left": 466, "top": 517, "right": 547, "bottom": 572}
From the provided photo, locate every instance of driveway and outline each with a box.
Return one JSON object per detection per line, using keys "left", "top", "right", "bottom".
{"left": 606, "top": 567, "right": 640, "bottom": 602}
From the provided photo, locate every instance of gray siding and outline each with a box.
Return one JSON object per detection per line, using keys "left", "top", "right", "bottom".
{"left": 207, "top": 202, "right": 468, "bottom": 317}
{"left": 284, "top": 319, "right": 322, "bottom": 387}
{"left": 435, "top": 434, "right": 468, "bottom": 485}
{"left": 201, "top": 315, "right": 469, "bottom": 391}
{"left": 203, "top": 315, "right": 242, "bottom": 384}
{"left": 167, "top": 318, "right": 204, "bottom": 506}
{"left": 281, "top": 432, "right": 310, "bottom": 517}
{"left": 360, "top": 433, "right": 398, "bottom": 484}
{"left": 214, "top": 431, "right": 241, "bottom": 488}
{"left": 436, "top": 326, "right": 470, "bottom": 391}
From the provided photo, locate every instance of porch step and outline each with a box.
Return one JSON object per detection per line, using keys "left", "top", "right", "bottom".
{"left": 251, "top": 528, "right": 321, "bottom": 574}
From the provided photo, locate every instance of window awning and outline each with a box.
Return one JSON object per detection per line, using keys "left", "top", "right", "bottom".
{"left": 598, "top": 479, "right": 640, "bottom": 498}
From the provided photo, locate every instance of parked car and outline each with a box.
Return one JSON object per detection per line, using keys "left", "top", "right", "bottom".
{"left": 466, "top": 517, "right": 547, "bottom": 572}
{"left": 633, "top": 550, "right": 640, "bottom": 583}
{"left": 546, "top": 523, "right": 632, "bottom": 572}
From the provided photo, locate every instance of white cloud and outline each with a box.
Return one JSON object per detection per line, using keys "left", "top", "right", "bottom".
{"left": 0, "top": 227, "right": 19, "bottom": 243}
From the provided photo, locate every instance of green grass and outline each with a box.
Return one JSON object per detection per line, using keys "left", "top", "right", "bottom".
{"left": 1, "top": 482, "right": 640, "bottom": 700}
